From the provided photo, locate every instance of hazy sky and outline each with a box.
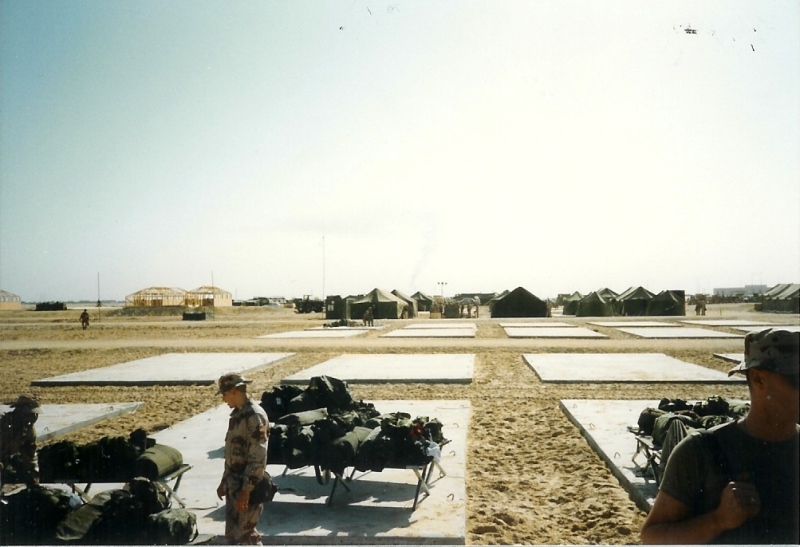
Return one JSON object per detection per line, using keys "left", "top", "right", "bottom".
{"left": 1, "top": 0, "right": 798, "bottom": 302}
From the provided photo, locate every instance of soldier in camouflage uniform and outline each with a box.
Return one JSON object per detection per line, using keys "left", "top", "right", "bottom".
{"left": 216, "top": 373, "right": 269, "bottom": 545}
{"left": 0, "top": 394, "right": 41, "bottom": 489}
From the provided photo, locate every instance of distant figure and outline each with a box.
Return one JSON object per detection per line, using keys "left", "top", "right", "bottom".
{"left": 0, "top": 394, "right": 41, "bottom": 488}
{"left": 473, "top": 297, "right": 481, "bottom": 318}
{"left": 79, "top": 309, "right": 90, "bottom": 330}
{"left": 363, "top": 306, "right": 374, "bottom": 327}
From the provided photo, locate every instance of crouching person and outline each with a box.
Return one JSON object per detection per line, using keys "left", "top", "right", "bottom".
{"left": 216, "top": 373, "right": 269, "bottom": 545}
{"left": 641, "top": 328, "right": 799, "bottom": 544}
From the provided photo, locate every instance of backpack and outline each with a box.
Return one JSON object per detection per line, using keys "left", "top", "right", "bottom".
{"left": 146, "top": 508, "right": 198, "bottom": 544}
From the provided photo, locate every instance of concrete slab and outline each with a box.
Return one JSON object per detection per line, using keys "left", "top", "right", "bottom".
{"left": 498, "top": 322, "right": 574, "bottom": 328}
{"left": 259, "top": 330, "right": 368, "bottom": 338}
{"left": 150, "top": 399, "right": 469, "bottom": 544}
{"left": 307, "top": 325, "right": 387, "bottom": 331}
{"left": 714, "top": 353, "right": 744, "bottom": 364}
{"left": 560, "top": 399, "right": 660, "bottom": 511}
{"left": 381, "top": 328, "right": 475, "bottom": 338}
{"left": 32, "top": 353, "right": 294, "bottom": 387}
{"left": 681, "top": 319, "right": 776, "bottom": 327}
{"left": 281, "top": 354, "right": 474, "bottom": 385}
{"left": 731, "top": 325, "right": 800, "bottom": 333}
{"left": 0, "top": 403, "right": 143, "bottom": 443}
{"left": 504, "top": 327, "right": 607, "bottom": 339}
{"left": 404, "top": 323, "right": 476, "bottom": 330}
{"left": 618, "top": 327, "right": 741, "bottom": 339}
{"left": 589, "top": 321, "right": 674, "bottom": 327}
{"left": 523, "top": 353, "right": 743, "bottom": 383}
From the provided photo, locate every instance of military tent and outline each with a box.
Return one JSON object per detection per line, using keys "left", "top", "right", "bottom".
{"left": 490, "top": 287, "right": 548, "bottom": 318}
{"left": 185, "top": 286, "right": 232, "bottom": 307}
{"left": 349, "top": 288, "right": 407, "bottom": 320}
{"left": 646, "top": 290, "right": 686, "bottom": 316}
{"left": 391, "top": 289, "right": 418, "bottom": 318}
{"left": 596, "top": 287, "right": 619, "bottom": 300}
{"left": 616, "top": 286, "right": 655, "bottom": 316}
{"left": 410, "top": 291, "right": 435, "bottom": 312}
{"left": 576, "top": 291, "right": 616, "bottom": 317}
{"left": 561, "top": 291, "right": 583, "bottom": 315}
{"left": 761, "top": 283, "right": 800, "bottom": 313}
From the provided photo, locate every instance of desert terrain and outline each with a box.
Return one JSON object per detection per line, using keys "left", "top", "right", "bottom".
{"left": 1, "top": 303, "right": 796, "bottom": 544}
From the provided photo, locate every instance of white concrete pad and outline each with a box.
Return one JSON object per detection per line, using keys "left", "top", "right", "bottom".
{"left": 381, "top": 328, "right": 475, "bottom": 338}
{"left": 259, "top": 330, "right": 368, "bottom": 338}
{"left": 499, "top": 322, "right": 574, "bottom": 328}
{"left": 307, "top": 325, "right": 387, "bottom": 331}
{"left": 150, "top": 399, "right": 469, "bottom": 544}
{"left": 504, "top": 327, "right": 607, "bottom": 339}
{"left": 589, "top": 321, "right": 674, "bottom": 327}
{"left": 731, "top": 325, "right": 800, "bottom": 333}
{"left": 714, "top": 353, "right": 744, "bottom": 364}
{"left": 681, "top": 319, "right": 776, "bottom": 327}
{"left": 0, "top": 403, "right": 143, "bottom": 443}
{"left": 618, "top": 327, "right": 741, "bottom": 339}
{"left": 560, "top": 399, "right": 660, "bottom": 511}
{"left": 32, "top": 353, "right": 294, "bottom": 387}
{"left": 404, "top": 323, "right": 476, "bottom": 329}
{"left": 523, "top": 353, "right": 743, "bottom": 383}
{"left": 282, "top": 354, "right": 475, "bottom": 385}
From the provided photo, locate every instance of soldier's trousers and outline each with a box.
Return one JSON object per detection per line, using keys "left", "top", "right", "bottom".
{"left": 225, "top": 479, "right": 264, "bottom": 545}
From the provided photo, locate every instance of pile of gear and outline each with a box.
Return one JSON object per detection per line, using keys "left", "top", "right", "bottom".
{"left": 261, "top": 376, "right": 447, "bottom": 477}
{"left": 632, "top": 395, "right": 750, "bottom": 479}
{"left": 1, "top": 477, "right": 197, "bottom": 545}
{"left": 36, "top": 428, "right": 183, "bottom": 483}
{"left": 1, "top": 429, "right": 196, "bottom": 545}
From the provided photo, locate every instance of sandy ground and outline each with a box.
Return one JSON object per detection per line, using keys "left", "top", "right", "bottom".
{"left": 1, "top": 303, "right": 797, "bottom": 545}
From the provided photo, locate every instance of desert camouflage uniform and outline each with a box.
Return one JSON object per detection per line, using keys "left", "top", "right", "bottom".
{"left": 222, "top": 397, "right": 269, "bottom": 544}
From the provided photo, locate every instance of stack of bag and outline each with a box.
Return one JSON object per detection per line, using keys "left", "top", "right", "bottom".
{"left": 261, "top": 376, "right": 447, "bottom": 476}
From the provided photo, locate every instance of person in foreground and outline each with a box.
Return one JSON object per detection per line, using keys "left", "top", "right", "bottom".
{"left": 216, "top": 373, "right": 269, "bottom": 545}
{"left": 641, "top": 328, "right": 799, "bottom": 544}
{"left": 0, "top": 394, "right": 41, "bottom": 489}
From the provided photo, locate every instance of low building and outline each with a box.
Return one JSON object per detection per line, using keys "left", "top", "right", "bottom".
{"left": 0, "top": 289, "right": 22, "bottom": 310}
{"left": 125, "top": 286, "right": 188, "bottom": 307}
{"left": 185, "top": 286, "right": 233, "bottom": 307}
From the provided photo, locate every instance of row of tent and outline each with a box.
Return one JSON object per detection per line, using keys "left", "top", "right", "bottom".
{"left": 326, "top": 288, "right": 430, "bottom": 321}
{"left": 561, "top": 287, "right": 686, "bottom": 317}
{"left": 761, "top": 283, "right": 800, "bottom": 313}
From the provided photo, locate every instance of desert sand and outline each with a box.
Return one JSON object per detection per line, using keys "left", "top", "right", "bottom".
{"left": 1, "top": 303, "right": 795, "bottom": 544}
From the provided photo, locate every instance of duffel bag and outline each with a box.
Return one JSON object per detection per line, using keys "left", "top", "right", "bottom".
{"left": 132, "top": 444, "right": 183, "bottom": 481}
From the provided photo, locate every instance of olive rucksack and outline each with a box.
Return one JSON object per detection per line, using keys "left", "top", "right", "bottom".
{"left": 146, "top": 508, "right": 198, "bottom": 544}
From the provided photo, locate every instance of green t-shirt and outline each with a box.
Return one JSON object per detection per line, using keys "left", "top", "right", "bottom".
{"left": 660, "top": 420, "right": 799, "bottom": 544}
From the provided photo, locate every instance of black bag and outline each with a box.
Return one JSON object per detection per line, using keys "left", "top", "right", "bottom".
{"left": 146, "top": 508, "right": 198, "bottom": 544}
{"left": 249, "top": 472, "right": 277, "bottom": 506}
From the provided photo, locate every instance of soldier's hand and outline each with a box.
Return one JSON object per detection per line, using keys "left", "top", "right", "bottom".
{"left": 715, "top": 479, "right": 760, "bottom": 531}
{"left": 216, "top": 482, "right": 226, "bottom": 500}
{"left": 235, "top": 489, "right": 250, "bottom": 511}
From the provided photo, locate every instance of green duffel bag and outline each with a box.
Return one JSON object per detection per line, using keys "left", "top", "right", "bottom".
{"left": 132, "top": 444, "right": 183, "bottom": 481}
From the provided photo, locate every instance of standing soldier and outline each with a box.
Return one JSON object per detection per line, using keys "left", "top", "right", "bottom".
{"left": 216, "top": 373, "right": 269, "bottom": 545}
{"left": 79, "top": 309, "right": 90, "bottom": 330}
{"left": 0, "top": 394, "right": 41, "bottom": 489}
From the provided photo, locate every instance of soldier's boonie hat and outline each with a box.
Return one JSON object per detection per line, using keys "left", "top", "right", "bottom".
{"left": 217, "top": 373, "right": 251, "bottom": 394}
{"left": 728, "top": 328, "right": 800, "bottom": 377}
{"left": 10, "top": 394, "right": 41, "bottom": 413}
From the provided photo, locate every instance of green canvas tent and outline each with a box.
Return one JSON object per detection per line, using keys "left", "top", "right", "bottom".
{"left": 576, "top": 291, "right": 616, "bottom": 317}
{"left": 646, "top": 290, "right": 686, "bottom": 316}
{"left": 349, "top": 288, "right": 407, "bottom": 320}
{"left": 490, "top": 287, "right": 548, "bottom": 318}
{"left": 561, "top": 291, "right": 583, "bottom": 315}
{"left": 762, "top": 283, "right": 800, "bottom": 313}
{"left": 616, "top": 286, "right": 655, "bottom": 316}
{"left": 391, "top": 289, "right": 418, "bottom": 318}
{"left": 410, "top": 291, "right": 435, "bottom": 311}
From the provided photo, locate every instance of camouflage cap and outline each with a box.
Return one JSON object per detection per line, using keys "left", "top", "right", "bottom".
{"left": 10, "top": 394, "right": 41, "bottom": 413}
{"left": 728, "top": 328, "right": 800, "bottom": 377}
{"left": 217, "top": 373, "right": 251, "bottom": 394}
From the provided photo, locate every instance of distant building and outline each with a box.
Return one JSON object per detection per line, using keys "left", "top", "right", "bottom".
{"left": 125, "top": 286, "right": 188, "bottom": 307}
{"left": 185, "top": 286, "right": 232, "bottom": 307}
{"left": 0, "top": 289, "right": 22, "bottom": 310}
{"left": 713, "top": 285, "right": 768, "bottom": 297}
